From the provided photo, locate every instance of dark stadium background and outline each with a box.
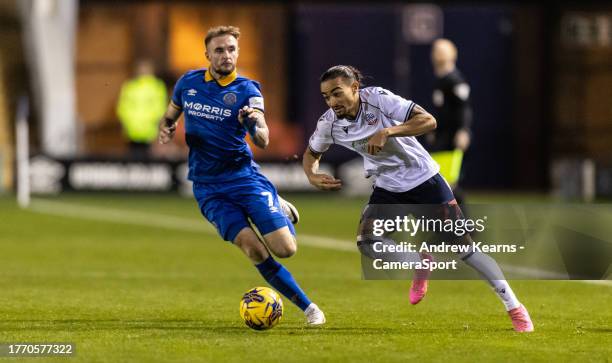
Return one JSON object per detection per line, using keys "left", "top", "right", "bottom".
{"left": 0, "top": 1, "right": 610, "bottom": 196}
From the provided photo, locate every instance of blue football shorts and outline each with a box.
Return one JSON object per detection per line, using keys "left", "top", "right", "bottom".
{"left": 193, "top": 171, "right": 295, "bottom": 242}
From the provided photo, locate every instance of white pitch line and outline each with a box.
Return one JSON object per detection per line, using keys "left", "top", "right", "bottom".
{"left": 27, "top": 198, "right": 611, "bottom": 287}
{"left": 297, "top": 234, "right": 355, "bottom": 252}
{"left": 499, "top": 264, "right": 569, "bottom": 280}
{"left": 30, "top": 199, "right": 217, "bottom": 234}
{"left": 0, "top": 270, "right": 199, "bottom": 280}
{"left": 29, "top": 198, "right": 355, "bottom": 252}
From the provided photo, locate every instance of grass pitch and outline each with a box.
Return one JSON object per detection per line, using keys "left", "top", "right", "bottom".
{"left": 0, "top": 193, "right": 610, "bottom": 362}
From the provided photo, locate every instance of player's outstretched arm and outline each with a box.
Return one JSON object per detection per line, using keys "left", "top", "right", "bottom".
{"left": 302, "top": 147, "right": 342, "bottom": 191}
{"left": 158, "top": 102, "right": 182, "bottom": 144}
{"left": 238, "top": 106, "right": 269, "bottom": 149}
{"left": 367, "top": 105, "right": 437, "bottom": 155}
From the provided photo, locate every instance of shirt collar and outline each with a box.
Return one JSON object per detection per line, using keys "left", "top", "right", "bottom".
{"left": 344, "top": 97, "right": 362, "bottom": 122}
{"left": 204, "top": 68, "right": 238, "bottom": 87}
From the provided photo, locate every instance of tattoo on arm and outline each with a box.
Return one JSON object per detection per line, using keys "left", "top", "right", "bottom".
{"left": 307, "top": 146, "right": 323, "bottom": 159}
{"left": 406, "top": 104, "right": 430, "bottom": 122}
{"left": 381, "top": 103, "right": 436, "bottom": 137}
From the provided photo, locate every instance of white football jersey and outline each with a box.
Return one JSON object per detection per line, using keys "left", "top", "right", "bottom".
{"left": 309, "top": 87, "right": 440, "bottom": 193}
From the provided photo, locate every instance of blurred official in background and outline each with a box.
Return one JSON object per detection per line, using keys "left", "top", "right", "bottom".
{"left": 428, "top": 39, "right": 472, "bottom": 206}
{"left": 117, "top": 59, "right": 167, "bottom": 158}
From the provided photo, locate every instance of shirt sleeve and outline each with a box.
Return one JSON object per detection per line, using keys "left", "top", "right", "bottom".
{"left": 244, "top": 81, "right": 265, "bottom": 112}
{"left": 171, "top": 74, "right": 186, "bottom": 108}
{"left": 453, "top": 83, "right": 472, "bottom": 131}
{"left": 308, "top": 114, "right": 334, "bottom": 154}
{"left": 374, "top": 87, "right": 415, "bottom": 124}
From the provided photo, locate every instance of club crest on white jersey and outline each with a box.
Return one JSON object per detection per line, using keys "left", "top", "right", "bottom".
{"left": 309, "top": 87, "right": 440, "bottom": 192}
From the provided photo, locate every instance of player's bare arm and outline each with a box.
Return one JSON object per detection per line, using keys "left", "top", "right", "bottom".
{"left": 238, "top": 106, "right": 269, "bottom": 149}
{"left": 367, "top": 105, "right": 437, "bottom": 155}
{"left": 302, "top": 147, "right": 342, "bottom": 191}
{"left": 158, "top": 102, "right": 182, "bottom": 144}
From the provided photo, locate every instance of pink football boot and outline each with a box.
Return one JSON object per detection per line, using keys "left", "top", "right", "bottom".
{"left": 508, "top": 304, "right": 534, "bottom": 332}
{"left": 409, "top": 253, "right": 433, "bottom": 305}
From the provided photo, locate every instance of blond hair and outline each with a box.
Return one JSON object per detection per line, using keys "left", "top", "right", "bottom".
{"left": 205, "top": 25, "right": 241, "bottom": 48}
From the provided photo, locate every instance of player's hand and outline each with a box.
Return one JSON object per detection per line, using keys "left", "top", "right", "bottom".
{"left": 158, "top": 120, "right": 177, "bottom": 144}
{"left": 308, "top": 173, "right": 342, "bottom": 191}
{"left": 454, "top": 129, "right": 471, "bottom": 151}
{"left": 238, "top": 106, "right": 261, "bottom": 126}
{"left": 367, "top": 129, "right": 389, "bottom": 155}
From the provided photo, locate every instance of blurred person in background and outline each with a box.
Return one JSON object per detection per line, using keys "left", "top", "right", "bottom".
{"left": 428, "top": 39, "right": 472, "bottom": 206}
{"left": 117, "top": 59, "right": 167, "bottom": 158}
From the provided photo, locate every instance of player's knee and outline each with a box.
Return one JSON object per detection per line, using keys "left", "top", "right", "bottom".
{"left": 234, "top": 230, "right": 268, "bottom": 263}
{"left": 274, "top": 242, "right": 297, "bottom": 258}
{"left": 241, "top": 241, "right": 269, "bottom": 263}
{"left": 263, "top": 229, "right": 296, "bottom": 258}
{"left": 357, "top": 238, "right": 379, "bottom": 260}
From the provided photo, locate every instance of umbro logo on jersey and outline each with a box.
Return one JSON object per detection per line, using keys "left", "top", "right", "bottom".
{"left": 365, "top": 112, "right": 378, "bottom": 125}
{"left": 187, "top": 89, "right": 198, "bottom": 96}
{"left": 343, "top": 126, "right": 349, "bottom": 134}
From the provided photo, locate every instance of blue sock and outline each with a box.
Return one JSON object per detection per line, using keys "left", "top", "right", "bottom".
{"left": 255, "top": 256, "right": 312, "bottom": 311}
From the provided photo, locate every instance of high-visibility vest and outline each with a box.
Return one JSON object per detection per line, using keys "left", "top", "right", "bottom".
{"left": 116, "top": 75, "right": 167, "bottom": 143}
{"left": 430, "top": 149, "right": 464, "bottom": 185}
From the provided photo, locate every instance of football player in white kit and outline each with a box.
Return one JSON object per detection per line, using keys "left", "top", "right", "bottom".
{"left": 302, "top": 65, "right": 534, "bottom": 332}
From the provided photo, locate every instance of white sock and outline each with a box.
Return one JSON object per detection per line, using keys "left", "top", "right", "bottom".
{"left": 490, "top": 280, "right": 521, "bottom": 311}
{"left": 461, "top": 251, "right": 521, "bottom": 311}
